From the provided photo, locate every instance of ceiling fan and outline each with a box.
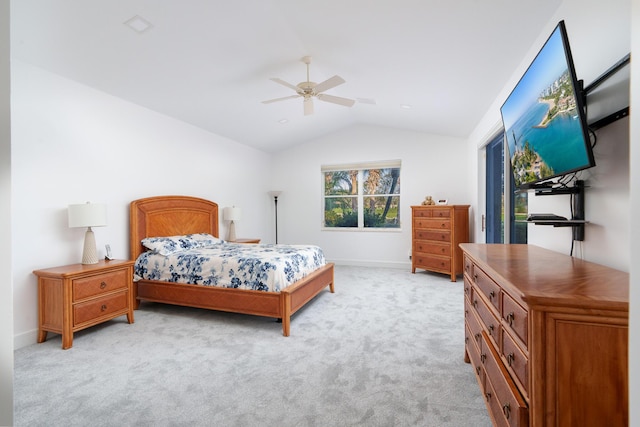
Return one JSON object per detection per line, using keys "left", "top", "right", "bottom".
{"left": 262, "top": 56, "right": 355, "bottom": 116}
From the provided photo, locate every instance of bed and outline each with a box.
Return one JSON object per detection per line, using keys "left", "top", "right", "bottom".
{"left": 130, "top": 195, "right": 335, "bottom": 336}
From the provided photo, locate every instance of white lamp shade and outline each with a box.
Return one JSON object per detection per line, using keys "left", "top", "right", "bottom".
{"left": 68, "top": 203, "right": 108, "bottom": 228}
{"left": 268, "top": 190, "right": 282, "bottom": 198}
{"left": 223, "top": 206, "right": 241, "bottom": 222}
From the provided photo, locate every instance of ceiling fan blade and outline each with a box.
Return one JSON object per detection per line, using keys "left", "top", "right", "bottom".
{"left": 261, "top": 94, "right": 300, "bottom": 104}
{"left": 313, "top": 75, "right": 345, "bottom": 93}
{"left": 304, "top": 97, "right": 314, "bottom": 115}
{"left": 270, "top": 77, "right": 299, "bottom": 92}
{"left": 316, "top": 93, "right": 355, "bottom": 107}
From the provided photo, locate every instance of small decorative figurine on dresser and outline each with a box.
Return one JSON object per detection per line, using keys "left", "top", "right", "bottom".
{"left": 421, "top": 196, "right": 436, "bottom": 205}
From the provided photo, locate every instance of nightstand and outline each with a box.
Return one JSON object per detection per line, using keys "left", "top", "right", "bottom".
{"left": 234, "top": 238, "right": 261, "bottom": 244}
{"left": 33, "top": 259, "right": 135, "bottom": 349}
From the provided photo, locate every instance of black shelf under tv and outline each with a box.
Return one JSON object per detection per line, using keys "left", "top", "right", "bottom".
{"left": 518, "top": 180, "right": 587, "bottom": 241}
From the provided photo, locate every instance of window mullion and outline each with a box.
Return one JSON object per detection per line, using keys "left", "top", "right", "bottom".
{"left": 357, "top": 170, "right": 364, "bottom": 228}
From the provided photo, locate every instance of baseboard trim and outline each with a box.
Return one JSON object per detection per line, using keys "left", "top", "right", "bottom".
{"left": 327, "top": 259, "right": 410, "bottom": 269}
{"left": 14, "top": 329, "right": 38, "bottom": 350}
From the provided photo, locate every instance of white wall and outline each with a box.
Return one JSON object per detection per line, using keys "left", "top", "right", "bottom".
{"left": 629, "top": 2, "right": 638, "bottom": 425}
{"left": 468, "top": 0, "right": 631, "bottom": 271}
{"left": 271, "top": 124, "right": 471, "bottom": 268}
{"left": 1, "top": 1, "right": 13, "bottom": 424}
{"left": 11, "top": 61, "right": 273, "bottom": 348}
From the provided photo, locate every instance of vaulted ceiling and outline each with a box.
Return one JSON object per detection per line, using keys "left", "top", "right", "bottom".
{"left": 11, "top": 0, "right": 562, "bottom": 152}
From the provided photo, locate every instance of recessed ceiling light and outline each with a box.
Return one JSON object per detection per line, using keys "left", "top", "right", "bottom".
{"left": 278, "top": 119, "right": 289, "bottom": 124}
{"left": 124, "top": 15, "right": 153, "bottom": 33}
{"left": 400, "top": 104, "right": 412, "bottom": 109}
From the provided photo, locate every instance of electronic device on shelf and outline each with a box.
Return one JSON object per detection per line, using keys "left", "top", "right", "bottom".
{"left": 500, "top": 20, "right": 595, "bottom": 191}
{"left": 527, "top": 213, "right": 568, "bottom": 221}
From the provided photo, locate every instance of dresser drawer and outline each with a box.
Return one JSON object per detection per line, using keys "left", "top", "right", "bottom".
{"left": 414, "top": 229, "right": 451, "bottom": 242}
{"left": 464, "top": 276, "right": 473, "bottom": 300}
{"left": 473, "top": 266, "right": 501, "bottom": 313}
{"left": 413, "top": 255, "right": 451, "bottom": 273}
{"left": 483, "top": 335, "right": 529, "bottom": 427}
{"left": 503, "top": 293, "right": 528, "bottom": 347}
{"left": 501, "top": 329, "right": 529, "bottom": 396}
{"left": 73, "top": 291, "right": 129, "bottom": 326}
{"left": 414, "top": 218, "right": 450, "bottom": 230}
{"left": 414, "top": 241, "right": 450, "bottom": 257}
{"left": 73, "top": 269, "right": 129, "bottom": 301}
{"left": 465, "top": 298, "right": 484, "bottom": 350}
{"left": 413, "top": 209, "right": 433, "bottom": 218}
{"left": 466, "top": 324, "right": 485, "bottom": 390}
{"left": 472, "top": 289, "right": 500, "bottom": 347}
{"left": 464, "top": 256, "right": 473, "bottom": 278}
{"left": 430, "top": 208, "right": 451, "bottom": 218}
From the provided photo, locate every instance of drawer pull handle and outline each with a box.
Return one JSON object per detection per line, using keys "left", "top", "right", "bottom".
{"left": 485, "top": 391, "right": 491, "bottom": 401}
{"left": 507, "top": 352, "right": 515, "bottom": 367}
{"left": 473, "top": 274, "right": 478, "bottom": 282}
{"left": 100, "top": 281, "right": 107, "bottom": 289}
{"left": 465, "top": 336, "right": 469, "bottom": 344}
{"left": 488, "top": 324, "right": 494, "bottom": 335}
{"left": 474, "top": 333, "right": 481, "bottom": 342}
{"left": 473, "top": 300, "right": 478, "bottom": 308}
{"left": 507, "top": 312, "right": 515, "bottom": 326}
{"left": 489, "top": 291, "right": 495, "bottom": 300}
{"left": 476, "top": 366, "right": 481, "bottom": 376}
{"left": 101, "top": 304, "right": 107, "bottom": 311}
{"left": 480, "top": 353, "right": 486, "bottom": 363}
{"left": 503, "top": 403, "right": 511, "bottom": 420}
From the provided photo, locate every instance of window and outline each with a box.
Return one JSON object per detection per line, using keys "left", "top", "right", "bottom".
{"left": 323, "top": 161, "right": 401, "bottom": 229}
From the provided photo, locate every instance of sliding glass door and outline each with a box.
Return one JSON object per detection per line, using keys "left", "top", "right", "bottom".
{"left": 485, "top": 132, "right": 527, "bottom": 244}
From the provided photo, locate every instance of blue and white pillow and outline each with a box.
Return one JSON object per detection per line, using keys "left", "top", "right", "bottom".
{"left": 142, "top": 233, "right": 223, "bottom": 256}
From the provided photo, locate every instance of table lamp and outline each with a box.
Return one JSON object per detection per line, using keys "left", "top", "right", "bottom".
{"left": 68, "top": 202, "right": 108, "bottom": 264}
{"left": 223, "top": 206, "right": 241, "bottom": 242}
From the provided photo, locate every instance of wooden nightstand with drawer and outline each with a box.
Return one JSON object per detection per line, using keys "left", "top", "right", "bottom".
{"left": 233, "top": 238, "right": 261, "bottom": 244}
{"left": 33, "top": 259, "right": 135, "bottom": 349}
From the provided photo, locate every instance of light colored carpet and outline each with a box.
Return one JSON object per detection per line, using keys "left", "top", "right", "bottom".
{"left": 14, "top": 265, "right": 491, "bottom": 427}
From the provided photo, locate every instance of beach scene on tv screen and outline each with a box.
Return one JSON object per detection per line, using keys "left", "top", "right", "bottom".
{"left": 502, "top": 26, "right": 590, "bottom": 187}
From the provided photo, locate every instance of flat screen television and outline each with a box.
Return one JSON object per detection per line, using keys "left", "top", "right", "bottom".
{"left": 501, "top": 20, "right": 595, "bottom": 189}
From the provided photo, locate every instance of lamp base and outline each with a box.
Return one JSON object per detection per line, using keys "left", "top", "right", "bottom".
{"left": 82, "top": 227, "right": 99, "bottom": 264}
{"left": 228, "top": 221, "right": 237, "bottom": 242}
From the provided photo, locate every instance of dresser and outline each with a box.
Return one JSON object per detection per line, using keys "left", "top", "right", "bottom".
{"left": 411, "top": 205, "right": 469, "bottom": 281}
{"left": 33, "top": 259, "right": 135, "bottom": 349}
{"left": 460, "top": 244, "right": 629, "bottom": 427}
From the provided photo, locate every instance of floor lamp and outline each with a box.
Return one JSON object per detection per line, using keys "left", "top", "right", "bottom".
{"left": 268, "top": 191, "right": 282, "bottom": 244}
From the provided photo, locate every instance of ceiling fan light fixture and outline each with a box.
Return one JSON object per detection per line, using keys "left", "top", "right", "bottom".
{"left": 262, "top": 57, "right": 355, "bottom": 115}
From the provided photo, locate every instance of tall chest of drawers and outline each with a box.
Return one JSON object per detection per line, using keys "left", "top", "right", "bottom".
{"left": 460, "top": 243, "right": 629, "bottom": 427}
{"left": 411, "top": 205, "right": 469, "bottom": 281}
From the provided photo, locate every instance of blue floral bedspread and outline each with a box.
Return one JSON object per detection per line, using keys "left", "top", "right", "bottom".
{"left": 134, "top": 243, "right": 326, "bottom": 292}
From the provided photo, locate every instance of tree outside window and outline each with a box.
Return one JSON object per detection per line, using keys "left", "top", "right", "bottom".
{"left": 323, "top": 163, "right": 401, "bottom": 229}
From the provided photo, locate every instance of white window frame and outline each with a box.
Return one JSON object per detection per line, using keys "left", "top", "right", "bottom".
{"left": 321, "top": 160, "right": 401, "bottom": 231}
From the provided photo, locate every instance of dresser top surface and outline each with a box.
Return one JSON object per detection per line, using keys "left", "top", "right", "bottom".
{"left": 460, "top": 244, "right": 629, "bottom": 310}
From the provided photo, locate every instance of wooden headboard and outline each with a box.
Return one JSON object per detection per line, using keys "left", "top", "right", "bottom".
{"left": 129, "top": 195, "right": 219, "bottom": 260}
